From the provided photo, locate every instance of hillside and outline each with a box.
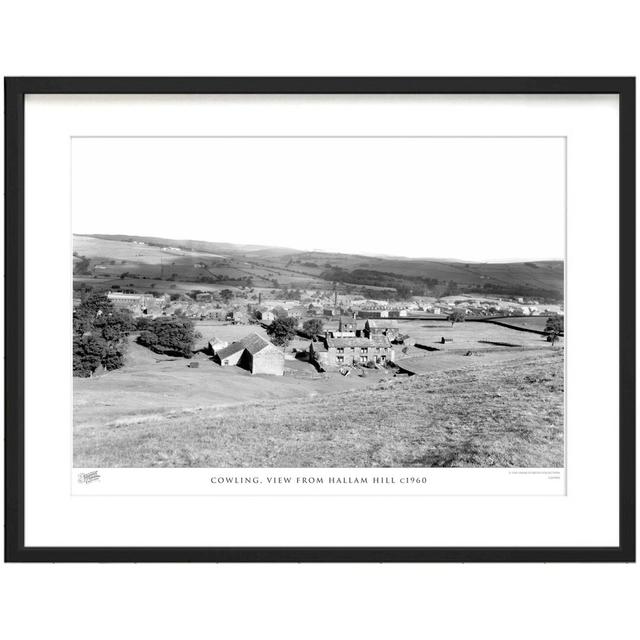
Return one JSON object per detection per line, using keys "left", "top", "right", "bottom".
{"left": 73, "top": 351, "right": 564, "bottom": 468}
{"left": 73, "top": 233, "right": 564, "bottom": 300}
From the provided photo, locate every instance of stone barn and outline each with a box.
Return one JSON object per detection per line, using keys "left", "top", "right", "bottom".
{"left": 214, "top": 342, "right": 245, "bottom": 367}
{"left": 238, "top": 333, "right": 284, "bottom": 375}
{"left": 214, "top": 333, "right": 284, "bottom": 375}
{"left": 208, "top": 336, "right": 229, "bottom": 355}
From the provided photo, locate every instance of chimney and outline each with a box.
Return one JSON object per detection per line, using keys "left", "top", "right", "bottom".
{"left": 258, "top": 292, "right": 262, "bottom": 305}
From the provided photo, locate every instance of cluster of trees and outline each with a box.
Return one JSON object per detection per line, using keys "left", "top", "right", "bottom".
{"left": 136, "top": 317, "right": 199, "bottom": 357}
{"left": 72, "top": 253, "right": 92, "bottom": 276}
{"left": 478, "top": 282, "right": 561, "bottom": 303}
{"left": 301, "top": 318, "right": 324, "bottom": 338}
{"left": 320, "top": 266, "right": 442, "bottom": 300}
{"left": 264, "top": 317, "right": 323, "bottom": 347}
{"left": 544, "top": 316, "right": 564, "bottom": 345}
{"left": 447, "top": 309, "right": 467, "bottom": 326}
{"left": 73, "top": 293, "right": 135, "bottom": 377}
{"left": 266, "top": 317, "right": 298, "bottom": 346}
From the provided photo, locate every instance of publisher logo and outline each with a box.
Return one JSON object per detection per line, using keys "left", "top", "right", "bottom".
{"left": 78, "top": 470, "right": 101, "bottom": 484}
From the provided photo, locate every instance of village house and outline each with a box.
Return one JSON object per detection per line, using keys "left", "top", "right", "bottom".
{"left": 204, "top": 308, "right": 228, "bottom": 321}
{"left": 332, "top": 316, "right": 357, "bottom": 337}
{"left": 363, "top": 319, "right": 400, "bottom": 340}
{"left": 214, "top": 332, "right": 284, "bottom": 375}
{"left": 287, "top": 306, "right": 306, "bottom": 319}
{"left": 228, "top": 309, "right": 249, "bottom": 324}
{"left": 259, "top": 310, "right": 275, "bottom": 324}
{"left": 357, "top": 308, "right": 390, "bottom": 319}
{"left": 309, "top": 334, "right": 394, "bottom": 369}
{"left": 107, "top": 291, "right": 156, "bottom": 316}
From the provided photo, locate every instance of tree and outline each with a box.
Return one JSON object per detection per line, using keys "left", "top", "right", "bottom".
{"left": 266, "top": 317, "right": 297, "bottom": 346}
{"left": 447, "top": 309, "right": 466, "bottom": 326}
{"left": 136, "top": 317, "right": 197, "bottom": 357}
{"left": 302, "top": 318, "right": 324, "bottom": 338}
{"left": 72, "top": 293, "right": 134, "bottom": 377}
{"left": 544, "top": 316, "right": 564, "bottom": 346}
{"left": 219, "top": 289, "right": 234, "bottom": 305}
{"left": 545, "top": 316, "right": 564, "bottom": 334}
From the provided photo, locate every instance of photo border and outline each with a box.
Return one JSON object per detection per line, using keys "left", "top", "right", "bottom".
{"left": 4, "top": 77, "right": 635, "bottom": 562}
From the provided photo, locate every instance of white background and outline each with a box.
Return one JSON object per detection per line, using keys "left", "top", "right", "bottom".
{"left": 72, "top": 135, "right": 566, "bottom": 261}
{"left": 1, "top": 2, "right": 638, "bottom": 639}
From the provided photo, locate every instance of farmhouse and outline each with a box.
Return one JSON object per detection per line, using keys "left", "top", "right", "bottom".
{"left": 363, "top": 319, "right": 400, "bottom": 340}
{"left": 309, "top": 335, "right": 394, "bottom": 369}
{"left": 214, "top": 332, "right": 284, "bottom": 375}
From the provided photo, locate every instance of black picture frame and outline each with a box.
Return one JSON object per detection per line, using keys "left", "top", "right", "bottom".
{"left": 4, "top": 77, "right": 636, "bottom": 563}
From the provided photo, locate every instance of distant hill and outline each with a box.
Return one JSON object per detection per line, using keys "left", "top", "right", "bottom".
{"left": 73, "top": 233, "right": 564, "bottom": 301}
{"left": 76, "top": 234, "right": 300, "bottom": 257}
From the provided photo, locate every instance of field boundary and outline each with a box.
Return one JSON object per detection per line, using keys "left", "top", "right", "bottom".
{"left": 469, "top": 316, "right": 563, "bottom": 336}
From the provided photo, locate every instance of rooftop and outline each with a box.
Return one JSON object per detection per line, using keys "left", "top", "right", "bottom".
{"left": 241, "top": 332, "right": 274, "bottom": 355}
{"left": 326, "top": 335, "right": 391, "bottom": 349}
{"left": 215, "top": 341, "right": 245, "bottom": 360}
{"left": 365, "top": 319, "right": 399, "bottom": 329}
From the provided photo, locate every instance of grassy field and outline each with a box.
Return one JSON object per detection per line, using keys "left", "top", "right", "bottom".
{"left": 395, "top": 319, "right": 554, "bottom": 351}
{"left": 74, "top": 350, "right": 564, "bottom": 468}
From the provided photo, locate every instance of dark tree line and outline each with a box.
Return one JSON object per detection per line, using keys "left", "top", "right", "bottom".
{"left": 73, "top": 293, "right": 135, "bottom": 377}
{"left": 136, "top": 316, "right": 199, "bottom": 357}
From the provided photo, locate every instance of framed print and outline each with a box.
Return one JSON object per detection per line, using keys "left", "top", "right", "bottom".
{"left": 4, "top": 77, "right": 635, "bottom": 562}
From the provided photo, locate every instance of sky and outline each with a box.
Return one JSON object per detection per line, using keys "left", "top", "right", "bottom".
{"left": 72, "top": 136, "right": 565, "bottom": 262}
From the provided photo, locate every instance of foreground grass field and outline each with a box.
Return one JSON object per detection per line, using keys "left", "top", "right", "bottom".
{"left": 74, "top": 350, "right": 564, "bottom": 468}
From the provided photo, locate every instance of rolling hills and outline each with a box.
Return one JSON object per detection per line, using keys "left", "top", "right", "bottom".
{"left": 73, "top": 233, "right": 564, "bottom": 300}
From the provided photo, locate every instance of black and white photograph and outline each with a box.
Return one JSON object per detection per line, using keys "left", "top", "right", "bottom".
{"left": 6, "top": 77, "right": 633, "bottom": 565}
{"left": 72, "top": 136, "right": 565, "bottom": 471}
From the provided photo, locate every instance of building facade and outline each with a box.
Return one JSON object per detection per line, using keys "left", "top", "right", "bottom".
{"left": 363, "top": 319, "right": 400, "bottom": 340}
{"left": 309, "top": 335, "right": 394, "bottom": 369}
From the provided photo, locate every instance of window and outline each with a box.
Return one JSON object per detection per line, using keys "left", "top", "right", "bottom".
{"left": 360, "top": 356, "right": 368, "bottom": 363}
{"left": 337, "top": 356, "right": 344, "bottom": 364}
{"left": 361, "top": 347, "right": 368, "bottom": 354}
{"left": 337, "top": 347, "right": 344, "bottom": 354}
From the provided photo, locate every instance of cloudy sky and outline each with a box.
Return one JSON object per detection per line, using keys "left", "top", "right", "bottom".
{"left": 72, "top": 136, "right": 565, "bottom": 262}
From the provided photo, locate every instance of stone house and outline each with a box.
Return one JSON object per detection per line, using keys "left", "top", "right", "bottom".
{"left": 309, "top": 335, "right": 394, "bottom": 369}
{"left": 363, "top": 319, "right": 400, "bottom": 340}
